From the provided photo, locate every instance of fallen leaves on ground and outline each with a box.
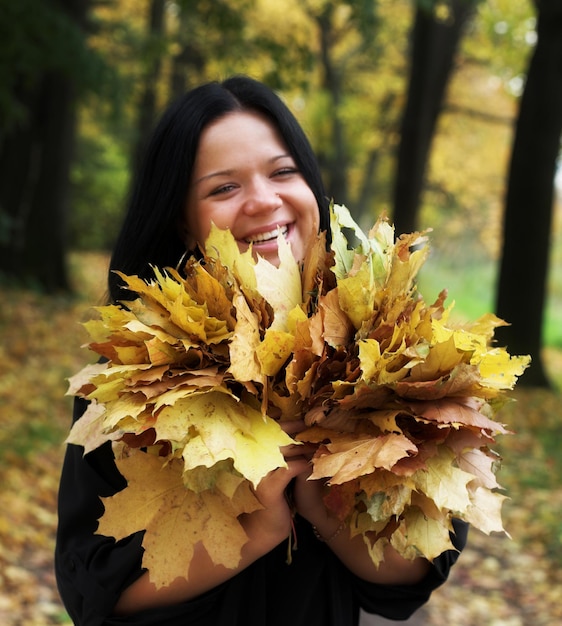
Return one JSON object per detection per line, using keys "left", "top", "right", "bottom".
{"left": 0, "top": 251, "right": 561, "bottom": 625}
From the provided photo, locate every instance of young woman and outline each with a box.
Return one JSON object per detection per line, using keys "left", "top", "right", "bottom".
{"left": 55, "top": 76, "right": 467, "bottom": 626}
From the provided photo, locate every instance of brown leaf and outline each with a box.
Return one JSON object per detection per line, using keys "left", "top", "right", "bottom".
{"left": 310, "top": 433, "right": 418, "bottom": 484}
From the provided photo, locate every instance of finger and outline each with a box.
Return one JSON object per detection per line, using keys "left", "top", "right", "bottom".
{"left": 280, "top": 442, "right": 317, "bottom": 460}
{"left": 278, "top": 420, "right": 306, "bottom": 436}
{"left": 254, "top": 460, "right": 310, "bottom": 503}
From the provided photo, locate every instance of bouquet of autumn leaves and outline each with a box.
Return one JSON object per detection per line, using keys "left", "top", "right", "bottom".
{"left": 66, "top": 203, "right": 530, "bottom": 588}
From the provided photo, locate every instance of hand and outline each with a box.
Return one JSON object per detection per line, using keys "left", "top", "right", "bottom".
{"left": 239, "top": 420, "right": 312, "bottom": 542}
{"left": 275, "top": 420, "right": 334, "bottom": 530}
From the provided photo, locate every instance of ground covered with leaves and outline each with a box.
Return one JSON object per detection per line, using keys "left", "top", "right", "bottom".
{"left": 1, "top": 252, "right": 561, "bottom": 625}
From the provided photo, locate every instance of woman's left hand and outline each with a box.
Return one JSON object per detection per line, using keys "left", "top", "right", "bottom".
{"left": 281, "top": 420, "right": 431, "bottom": 586}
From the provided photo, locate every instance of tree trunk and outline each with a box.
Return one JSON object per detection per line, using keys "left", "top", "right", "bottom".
{"left": 391, "top": 0, "right": 475, "bottom": 235}
{"left": 132, "top": 0, "right": 167, "bottom": 171}
{"left": 169, "top": 3, "right": 205, "bottom": 101}
{"left": 317, "top": 7, "right": 348, "bottom": 206}
{"left": 495, "top": 0, "right": 562, "bottom": 388}
{"left": 0, "top": 0, "right": 89, "bottom": 292}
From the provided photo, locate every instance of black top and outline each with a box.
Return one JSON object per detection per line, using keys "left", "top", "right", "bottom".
{"left": 55, "top": 397, "right": 468, "bottom": 626}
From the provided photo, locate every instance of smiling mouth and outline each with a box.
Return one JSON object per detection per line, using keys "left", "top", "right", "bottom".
{"left": 244, "top": 225, "right": 289, "bottom": 245}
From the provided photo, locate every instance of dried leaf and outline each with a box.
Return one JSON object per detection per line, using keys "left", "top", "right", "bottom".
{"left": 98, "top": 450, "right": 261, "bottom": 588}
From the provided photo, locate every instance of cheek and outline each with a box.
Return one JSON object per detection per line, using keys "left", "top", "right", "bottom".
{"left": 304, "top": 191, "right": 320, "bottom": 233}
{"left": 186, "top": 203, "right": 211, "bottom": 245}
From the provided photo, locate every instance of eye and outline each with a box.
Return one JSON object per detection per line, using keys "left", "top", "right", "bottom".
{"left": 272, "top": 166, "right": 299, "bottom": 178}
{"left": 209, "top": 183, "right": 237, "bottom": 196}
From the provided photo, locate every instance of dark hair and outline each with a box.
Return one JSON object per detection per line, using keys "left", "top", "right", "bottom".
{"left": 108, "top": 75, "right": 329, "bottom": 302}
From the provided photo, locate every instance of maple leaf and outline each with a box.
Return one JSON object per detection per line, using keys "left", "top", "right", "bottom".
{"left": 361, "top": 484, "right": 412, "bottom": 522}
{"left": 227, "top": 289, "right": 264, "bottom": 385}
{"left": 65, "top": 400, "right": 122, "bottom": 454}
{"left": 358, "top": 339, "right": 410, "bottom": 385}
{"left": 256, "top": 328, "right": 294, "bottom": 377}
{"left": 319, "top": 289, "right": 354, "bottom": 347}
{"left": 391, "top": 507, "right": 456, "bottom": 561}
{"left": 204, "top": 223, "right": 257, "bottom": 291}
{"left": 182, "top": 259, "right": 236, "bottom": 329}
{"left": 404, "top": 397, "right": 509, "bottom": 435}
{"left": 154, "top": 392, "right": 294, "bottom": 488}
{"left": 336, "top": 265, "right": 376, "bottom": 330}
{"left": 411, "top": 447, "right": 474, "bottom": 513}
{"left": 477, "top": 349, "right": 531, "bottom": 391}
{"left": 456, "top": 447, "right": 502, "bottom": 490}
{"left": 310, "top": 433, "right": 418, "bottom": 484}
{"left": 464, "top": 486, "right": 508, "bottom": 535}
{"left": 98, "top": 450, "right": 261, "bottom": 588}
{"left": 330, "top": 204, "right": 394, "bottom": 287}
{"left": 392, "top": 363, "right": 481, "bottom": 400}
{"left": 66, "top": 362, "right": 109, "bottom": 396}
{"left": 254, "top": 231, "right": 303, "bottom": 331}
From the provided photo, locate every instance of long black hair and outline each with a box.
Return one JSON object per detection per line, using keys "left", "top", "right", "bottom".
{"left": 108, "top": 75, "right": 329, "bottom": 302}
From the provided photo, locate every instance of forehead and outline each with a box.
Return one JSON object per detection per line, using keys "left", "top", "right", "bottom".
{"left": 197, "top": 111, "right": 287, "bottom": 157}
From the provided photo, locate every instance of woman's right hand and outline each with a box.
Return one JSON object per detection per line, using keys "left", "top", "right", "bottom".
{"left": 240, "top": 420, "right": 311, "bottom": 544}
{"left": 114, "top": 421, "right": 311, "bottom": 615}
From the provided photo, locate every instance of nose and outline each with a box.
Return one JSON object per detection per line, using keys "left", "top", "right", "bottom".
{"left": 243, "top": 177, "right": 282, "bottom": 215}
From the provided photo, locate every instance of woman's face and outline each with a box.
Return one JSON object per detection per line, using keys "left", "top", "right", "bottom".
{"left": 184, "top": 111, "right": 319, "bottom": 266}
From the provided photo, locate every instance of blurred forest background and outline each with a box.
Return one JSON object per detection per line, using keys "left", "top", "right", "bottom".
{"left": 1, "top": 0, "right": 561, "bottom": 624}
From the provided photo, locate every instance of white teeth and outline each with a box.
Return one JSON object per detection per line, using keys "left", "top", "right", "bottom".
{"left": 245, "top": 225, "right": 288, "bottom": 244}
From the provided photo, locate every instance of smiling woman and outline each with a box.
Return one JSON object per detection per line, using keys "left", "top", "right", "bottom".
{"left": 104, "top": 76, "right": 330, "bottom": 304}
{"left": 183, "top": 110, "right": 319, "bottom": 266}
{"left": 55, "top": 75, "right": 467, "bottom": 626}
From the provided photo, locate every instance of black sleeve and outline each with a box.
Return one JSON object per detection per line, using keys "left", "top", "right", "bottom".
{"left": 354, "top": 518, "right": 469, "bottom": 620}
{"left": 55, "top": 397, "right": 147, "bottom": 626}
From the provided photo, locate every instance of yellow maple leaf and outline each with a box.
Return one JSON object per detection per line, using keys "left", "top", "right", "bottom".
{"left": 256, "top": 328, "right": 295, "bottom": 377}
{"left": 98, "top": 450, "right": 261, "bottom": 588}
{"left": 411, "top": 447, "right": 474, "bottom": 513}
{"left": 254, "top": 232, "right": 303, "bottom": 331}
{"left": 227, "top": 289, "right": 263, "bottom": 384}
{"left": 86, "top": 364, "right": 151, "bottom": 403}
{"left": 358, "top": 339, "right": 411, "bottom": 385}
{"left": 154, "top": 392, "right": 294, "bottom": 488}
{"left": 204, "top": 224, "right": 257, "bottom": 291}
{"left": 336, "top": 266, "right": 376, "bottom": 330}
{"left": 100, "top": 393, "right": 149, "bottom": 430}
{"left": 361, "top": 484, "right": 412, "bottom": 522}
{"left": 384, "top": 245, "right": 428, "bottom": 303}
{"left": 391, "top": 508, "right": 456, "bottom": 561}
{"left": 182, "top": 259, "right": 236, "bottom": 330}
{"left": 477, "top": 349, "right": 531, "bottom": 391}
{"left": 408, "top": 334, "right": 466, "bottom": 382}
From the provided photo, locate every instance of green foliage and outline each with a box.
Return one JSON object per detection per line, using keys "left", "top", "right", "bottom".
{"left": 466, "top": 0, "right": 536, "bottom": 86}
{"left": 0, "top": 0, "right": 118, "bottom": 131}
{"left": 68, "top": 130, "right": 130, "bottom": 250}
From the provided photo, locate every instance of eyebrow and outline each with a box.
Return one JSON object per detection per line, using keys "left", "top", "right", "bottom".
{"left": 193, "top": 154, "right": 293, "bottom": 186}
